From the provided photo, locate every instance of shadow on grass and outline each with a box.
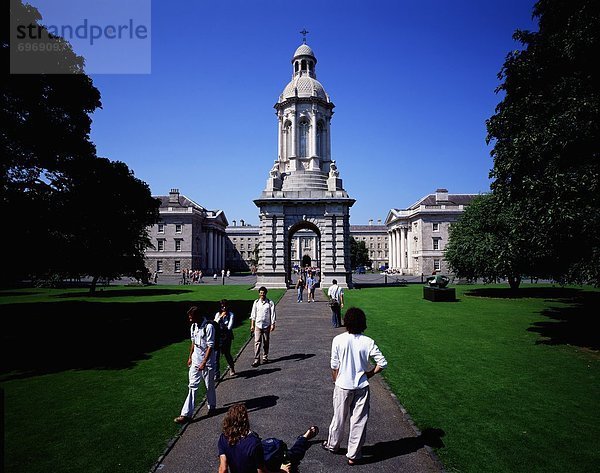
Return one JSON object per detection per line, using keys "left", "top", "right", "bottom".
{"left": 54, "top": 288, "right": 193, "bottom": 298}
{"left": 467, "top": 286, "right": 599, "bottom": 351}
{"left": 528, "top": 291, "right": 600, "bottom": 351}
{"left": 0, "top": 298, "right": 256, "bottom": 381}
{"left": 359, "top": 428, "right": 446, "bottom": 464}
{"left": 464, "top": 286, "right": 582, "bottom": 299}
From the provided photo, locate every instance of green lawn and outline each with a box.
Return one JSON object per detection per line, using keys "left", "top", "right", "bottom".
{"left": 1, "top": 283, "right": 598, "bottom": 472}
{"left": 343, "top": 284, "right": 600, "bottom": 472}
{"left": 1, "top": 284, "right": 284, "bottom": 473}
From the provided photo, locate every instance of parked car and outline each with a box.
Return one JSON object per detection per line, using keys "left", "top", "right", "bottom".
{"left": 355, "top": 266, "right": 366, "bottom": 274}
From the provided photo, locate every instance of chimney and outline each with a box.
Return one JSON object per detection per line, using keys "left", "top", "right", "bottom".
{"left": 377, "top": 218, "right": 381, "bottom": 224}
{"left": 368, "top": 219, "right": 373, "bottom": 225}
{"left": 435, "top": 188, "right": 449, "bottom": 202}
{"left": 240, "top": 219, "right": 245, "bottom": 226}
{"left": 169, "top": 188, "right": 180, "bottom": 204}
{"left": 232, "top": 220, "right": 237, "bottom": 227}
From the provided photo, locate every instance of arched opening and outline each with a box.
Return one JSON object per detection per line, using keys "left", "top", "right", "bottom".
{"left": 287, "top": 221, "right": 321, "bottom": 286}
{"left": 302, "top": 254, "right": 312, "bottom": 267}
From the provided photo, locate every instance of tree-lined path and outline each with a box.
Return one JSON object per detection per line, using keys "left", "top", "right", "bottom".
{"left": 153, "top": 289, "right": 443, "bottom": 472}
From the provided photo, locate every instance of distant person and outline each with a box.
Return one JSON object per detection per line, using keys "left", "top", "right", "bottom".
{"left": 214, "top": 272, "right": 218, "bottom": 280}
{"left": 174, "top": 306, "right": 217, "bottom": 424}
{"left": 218, "top": 403, "right": 319, "bottom": 473}
{"left": 322, "top": 307, "right": 387, "bottom": 465}
{"left": 226, "top": 269, "right": 231, "bottom": 278}
{"left": 153, "top": 271, "right": 158, "bottom": 284}
{"left": 250, "top": 286, "right": 276, "bottom": 367}
{"left": 305, "top": 273, "right": 316, "bottom": 303}
{"left": 295, "top": 275, "right": 305, "bottom": 303}
{"left": 327, "top": 279, "right": 344, "bottom": 328}
{"left": 214, "top": 299, "right": 236, "bottom": 378}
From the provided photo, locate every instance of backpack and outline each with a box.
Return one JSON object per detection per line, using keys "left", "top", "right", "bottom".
{"left": 202, "top": 320, "right": 221, "bottom": 351}
{"left": 261, "top": 437, "right": 287, "bottom": 470}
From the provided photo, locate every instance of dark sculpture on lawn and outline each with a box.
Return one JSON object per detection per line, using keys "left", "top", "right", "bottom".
{"left": 427, "top": 270, "right": 450, "bottom": 288}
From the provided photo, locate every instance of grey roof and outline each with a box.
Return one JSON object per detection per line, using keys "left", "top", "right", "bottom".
{"left": 407, "top": 193, "right": 478, "bottom": 210}
{"left": 155, "top": 194, "right": 205, "bottom": 211}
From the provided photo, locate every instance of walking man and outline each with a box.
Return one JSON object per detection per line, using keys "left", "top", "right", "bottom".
{"left": 322, "top": 307, "right": 387, "bottom": 465}
{"left": 174, "top": 306, "right": 217, "bottom": 424}
{"left": 306, "top": 272, "right": 317, "bottom": 303}
{"left": 250, "top": 286, "right": 276, "bottom": 367}
{"left": 327, "top": 279, "right": 344, "bottom": 328}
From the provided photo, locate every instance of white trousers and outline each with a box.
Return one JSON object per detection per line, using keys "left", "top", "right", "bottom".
{"left": 327, "top": 385, "right": 370, "bottom": 460}
{"left": 180, "top": 362, "right": 216, "bottom": 417}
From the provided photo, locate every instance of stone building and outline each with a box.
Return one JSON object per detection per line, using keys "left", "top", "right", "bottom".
{"left": 144, "top": 189, "right": 228, "bottom": 275}
{"left": 225, "top": 220, "right": 259, "bottom": 272}
{"left": 350, "top": 221, "right": 389, "bottom": 270}
{"left": 385, "top": 188, "right": 477, "bottom": 276}
{"left": 253, "top": 41, "right": 355, "bottom": 288}
{"left": 224, "top": 223, "right": 388, "bottom": 272}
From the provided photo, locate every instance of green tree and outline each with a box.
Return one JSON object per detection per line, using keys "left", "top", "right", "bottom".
{"left": 1, "top": 1, "right": 159, "bottom": 288}
{"left": 350, "top": 236, "right": 371, "bottom": 269}
{"left": 444, "top": 194, "right": 533, "bottom": 289}
{"left": 58, "top": 158, "right": 159, "bottom": 292}
{"left": 486, "top": 0, "right": 600, "bottom": 286}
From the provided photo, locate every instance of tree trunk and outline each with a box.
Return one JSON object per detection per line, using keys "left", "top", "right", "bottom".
{"left": 508, "top": 274, "right": 521, "bottom": 290}
{"left": 90, "top": 275, "right": 99, "bottom": 293}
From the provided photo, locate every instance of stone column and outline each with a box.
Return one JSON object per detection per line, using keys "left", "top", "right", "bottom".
{"left": 394, "top": 229, "right": 401, "bottom": 269}
{"left": 388, "top": 231, "right": 394, "bottom": 269}
{"left": 207, "top": 230, "right": 214, "bottom": 271}
{"left": 290, "top": 112, "right": 297, "bottom": 158}
{"left": 277, "top": 116, "right": 282, "bottom": 161}
{"left": 400, "top": 227, "right": 406, "bottom": 271}
{"left": 310, "top": 111, "right": 317, "bottom": 158}
{"left": 326, "top": 118, "right": 332, "bottom": 161}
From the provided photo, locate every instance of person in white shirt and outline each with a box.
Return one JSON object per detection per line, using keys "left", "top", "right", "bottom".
{"left": 250, "top": 286, "right": 276, "bottom": 367}
{"left": 174, "top": 306, "right": 217, "bottom": 424}
{"left": 322, "top": 307, "right": 387, "bottom": 465}
{"left": 327, "top": 279, "right": 345, "bottom": 328}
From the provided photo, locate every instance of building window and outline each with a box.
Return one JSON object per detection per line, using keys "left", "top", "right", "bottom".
{"left": 433, "top": 222, "right": 440, "bottom": 232}
{"left": 370, "top": 243, "right": 373, "bottom": 249}
{"left": 433, "top": 238, "right": 440, "bottom": 250}
{"left": 175, "top": 240, "right": 182, "bottom": 252}
{"left": 377, "top": 243, "right": 381, "bottom": 249}
{"left": 298, "top": 120, "right": 309, "bottom": 157}
{"left": 174, "top": 260, "right": 181, "bottom": 273}
{"left": 434, "top": 259, "right": 441, "bottom": 271}
{"left": 157, "top": 223, "right": 164, "bottom": 234}
{"left": 175, "top": 224, "right": 182, "bottom": 233}
{"left": 157, "top": 260, "right": 163, "bottom": 272}
{"left": 241, "top": 244, "right": 245, "bottom": 249}
{"left": 157, "top": 240, "right": 164, "bottom": 252}
{"left": 317, "top": 121, "right": 326, "bottom": 157}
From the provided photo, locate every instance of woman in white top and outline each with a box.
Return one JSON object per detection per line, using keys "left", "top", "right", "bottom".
{"left": 214, "top": 299, "right": 236, "bottom": 378}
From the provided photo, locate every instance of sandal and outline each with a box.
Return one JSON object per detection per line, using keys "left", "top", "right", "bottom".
{"left": 304, "top": 425, "right": 319, "bottom": 440}
{"left": 321, "top": 440, "right": 334, "bottom": 452}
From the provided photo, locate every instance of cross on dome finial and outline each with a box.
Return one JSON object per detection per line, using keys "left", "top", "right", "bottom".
{"left": 300, "top": 28, "right": 309, "bottom": 44}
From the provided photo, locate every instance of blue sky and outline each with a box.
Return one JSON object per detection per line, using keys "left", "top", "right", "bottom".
{"left": 33, "top": 0, "right": 538, "bottom": 225}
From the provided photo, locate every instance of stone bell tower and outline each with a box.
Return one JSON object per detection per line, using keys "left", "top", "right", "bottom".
{"left": 254, "top": 38, "right": 355, "bottom": 288}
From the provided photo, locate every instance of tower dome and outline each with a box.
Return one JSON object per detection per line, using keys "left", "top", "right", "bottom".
{"left": 278, "top": 43, "right": 330, "bottom": 104}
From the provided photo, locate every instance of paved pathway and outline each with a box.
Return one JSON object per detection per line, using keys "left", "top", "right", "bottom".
{"left": 152, "top": 289, "right": 444, "bottom": 472}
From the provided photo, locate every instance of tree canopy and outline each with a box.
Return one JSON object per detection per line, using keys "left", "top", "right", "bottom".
{"left": 350, "top": 237, "right": 371, "bottom": 269}
{"left": 444, "top": 194, "right": 532, "bottom": 289}
{"left": 2, "top": 1, "right": 159, "bottom": 288}
{"left": 486, "top": 0, "right": 600, "bottom": 285}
